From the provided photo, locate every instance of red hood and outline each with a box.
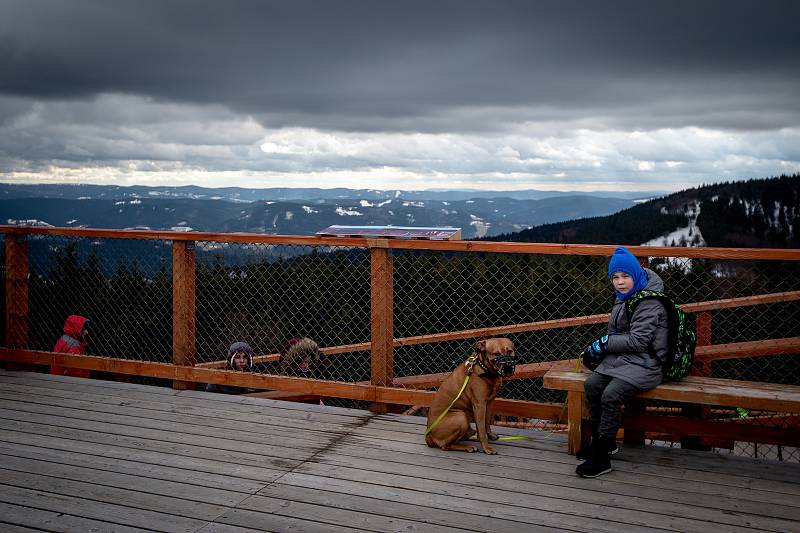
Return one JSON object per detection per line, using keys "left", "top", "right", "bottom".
{"left": 63, "top": 315, "right": 87, "bottom": 339}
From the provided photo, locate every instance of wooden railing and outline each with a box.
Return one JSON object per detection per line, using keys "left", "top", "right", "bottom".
{"left": 2, "top": 225, "right": 800, "bottom": 423}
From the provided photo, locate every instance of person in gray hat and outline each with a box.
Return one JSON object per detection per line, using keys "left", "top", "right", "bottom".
{"left": 205, "top": 341, "right": 258, "bottom": 394}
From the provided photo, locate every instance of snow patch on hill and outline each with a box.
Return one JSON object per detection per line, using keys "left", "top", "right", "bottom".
{"left": 7, "top": 218, "right": 52, "bottom": 227}
{"left": 470, "top": 214, "right": 491, "bottom": 238}
{"left": 642, "top": 201, "right": 705, "bottom": 248}
{"left": 336, "top": 207, "right": 363, "bottom": 216}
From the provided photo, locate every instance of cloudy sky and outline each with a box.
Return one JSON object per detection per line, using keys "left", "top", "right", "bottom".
{"left": 1, "top": 0, "right": 798, "bottom": 192}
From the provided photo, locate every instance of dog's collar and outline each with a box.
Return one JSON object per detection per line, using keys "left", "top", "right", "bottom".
{"left": 466, "top": 352, "right": 502, "bottom": 378}
{"left": 476, "top": 356, "right": 503, "bottom": 378}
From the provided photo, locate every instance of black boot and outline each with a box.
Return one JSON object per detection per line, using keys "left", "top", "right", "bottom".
{"left": 575, "top": 421, "right": 598, "bottom": 461}
{"left": 576, "top": 424, "right": 619, "bottom": 460}
{"left": 576, "top": 436, "right": 614, "bottom": 478}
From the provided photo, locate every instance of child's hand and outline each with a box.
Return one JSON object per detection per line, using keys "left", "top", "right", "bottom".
{"left": 581, "top": 335, "right": 609, "bottom": 370}
{"left": 590, "top": 335, "right": 609, "bottom": 355}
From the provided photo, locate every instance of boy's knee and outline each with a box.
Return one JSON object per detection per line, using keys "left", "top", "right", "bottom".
{"left": 599, "top": 390, "right": 620, "bottom": 409}
{"left": 584, "top": 373, "right": 605, "bottom": 398}
{"left": 601, "top": 381, "right": 637, "bottom": 407}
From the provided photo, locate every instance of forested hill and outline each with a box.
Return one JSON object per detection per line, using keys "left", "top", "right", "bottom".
{"left": 486, "top": 174, "right": 800, "bottom": 248}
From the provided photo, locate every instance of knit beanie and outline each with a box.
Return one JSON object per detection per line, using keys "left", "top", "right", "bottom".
{"left": 607, "top": 246, "right": 648, "bottom": 300}
{"left": 227, "top": 341, "right": 254, "bottom": 370}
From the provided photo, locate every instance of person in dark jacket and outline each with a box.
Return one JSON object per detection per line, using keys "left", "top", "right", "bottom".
{"left": 279, "top": 337, "right": 329, "bottom": 405}
{"left": 576, "top": 246, "right": 669, "bottom": 478}
{"left": 279, "top": 337, "right": 327, "bottom": 379}
{"left": 205, "top": 341, "right": 258, "bottom": 394}
{"left": 51, "top": 315, "right": 91, "bottom": 378}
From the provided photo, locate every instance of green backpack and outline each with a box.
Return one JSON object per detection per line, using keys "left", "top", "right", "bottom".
{"left": 625, "top": 290, "right": 697, "bottom": 381}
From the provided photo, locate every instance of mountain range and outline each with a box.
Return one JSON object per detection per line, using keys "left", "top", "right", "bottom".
{"left": 0, "top": 184, "right": 638, "bottom": 239}
{"left": 5, "top": 176, "right": 798, "bottom": 247}
{"left": 0, "top": 183, "right": 659, "bottom": 202}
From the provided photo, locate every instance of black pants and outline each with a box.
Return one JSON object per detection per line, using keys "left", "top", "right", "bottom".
{"left": 584, "top": 372, "right": 642, "bottom": 439}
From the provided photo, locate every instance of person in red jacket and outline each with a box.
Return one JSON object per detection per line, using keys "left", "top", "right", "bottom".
{"left": 51, "top": 315, "right": 90, "bottom": 378}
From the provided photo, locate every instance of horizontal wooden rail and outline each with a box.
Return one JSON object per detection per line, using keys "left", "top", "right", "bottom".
{"left": 0, "top": 348, "right": 562, "bottom": 420}
{"left": 696, "top": 337, "right": 800, "bottom": 361}
{"left": 622, "top": 414, "right": 800, "bottom": 447}
{"left": 366, "top": 360, "right": 569, "bottom": 390}
{"left": 246, "top": 390, "right": 323, "bottom": 402}
{"left": 198, "top": 291, "right": 800, "bottom": 368}
{"left": 4, "top": 225, "right": 800, "bottom": 260}
{"left": 0, "top": 225, "right": 367, "bottom": 248}
{"left": 682, "top": 291, "right": 800, "bottom": 313}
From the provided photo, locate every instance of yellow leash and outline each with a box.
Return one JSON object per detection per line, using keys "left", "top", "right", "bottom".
{"left": 424, "top": 357, "right": 475, "bottom": 437}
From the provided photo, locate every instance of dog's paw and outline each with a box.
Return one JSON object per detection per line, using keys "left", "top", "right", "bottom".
{"left": 466, "top": 445, "right": 479, "bottom": 453}
{"left": 488, "top": 431, "right": 499, "bottom": 441}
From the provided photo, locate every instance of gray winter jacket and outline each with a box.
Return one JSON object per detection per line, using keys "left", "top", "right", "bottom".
{"left": 595, "top": 268, "right": 668, "bottom": 390}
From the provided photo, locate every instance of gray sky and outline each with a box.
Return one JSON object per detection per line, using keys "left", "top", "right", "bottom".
{"left": 1, "top": 0, "right": 798, "bottom": 192}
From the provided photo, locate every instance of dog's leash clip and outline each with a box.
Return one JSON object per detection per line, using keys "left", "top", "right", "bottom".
{"left": 464, "top": 354, "right": 478, "bottom": 375}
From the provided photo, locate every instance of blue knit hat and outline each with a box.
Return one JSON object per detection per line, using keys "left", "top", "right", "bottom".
{"left": 607, "top": 246, "right": 647, "bottom": 300}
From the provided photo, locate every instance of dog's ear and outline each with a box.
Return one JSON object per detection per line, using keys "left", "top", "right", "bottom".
{"left": 474, "top": 339, "right": 487, "bottom": 355}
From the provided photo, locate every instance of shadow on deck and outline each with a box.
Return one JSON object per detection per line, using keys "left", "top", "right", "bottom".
{"left": 0, "top": 370, "right": 798, "bottom": 533}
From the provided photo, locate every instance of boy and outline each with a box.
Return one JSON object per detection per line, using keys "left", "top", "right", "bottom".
{"left": 576, "top": 246, "right": 669, "bottom": 478}
{"left": 205, "top": 341, "right": 257, "bottom": 394}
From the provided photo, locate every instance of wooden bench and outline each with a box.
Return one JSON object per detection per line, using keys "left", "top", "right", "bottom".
{"left": 543, "top": 367, "right": 800, "bottom": 454}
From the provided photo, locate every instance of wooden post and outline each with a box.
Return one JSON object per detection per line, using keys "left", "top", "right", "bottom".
{"left": 4, "top": 235, "right": 29, "bottom": 366}
{"left": 172, "top": 240, "right": 195, "bottom": 390}
{"left": 623, "top": 398, "right": 647, "bottom": 447}
{"left": 567, "top": 391, "right": 584, "bottom": 455}
{"left": 695, "top": 311, "right": 712, "bottom": 352}
{"left": 369, "top": 241, "right": 393, "bottom": 414}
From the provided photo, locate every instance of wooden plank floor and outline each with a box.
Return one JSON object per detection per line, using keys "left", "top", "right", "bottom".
{"left": 0, "top": 371, "right": 798, "bottom": 533}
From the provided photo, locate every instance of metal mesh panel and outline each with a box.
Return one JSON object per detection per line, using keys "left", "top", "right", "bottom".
{"left": 393, "top": 251, "right": 609, "bottom": 406}
{"left": 26, "top": 235, "right": 173, "bottom": 363}
{"left": 194, "top": 242, "right": 371, "bottom": 393}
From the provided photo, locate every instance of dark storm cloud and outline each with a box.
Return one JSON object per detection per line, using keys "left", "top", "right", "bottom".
{"left": 1, "top": 0, "right": 798, "bottom": 133}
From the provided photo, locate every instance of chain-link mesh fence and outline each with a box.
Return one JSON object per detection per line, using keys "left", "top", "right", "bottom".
{"left": 6, "top": 231, "right": 800, "bottom": 460}
{"left": 27, "top": 235, "right": 173, "bottom": 363}
{"left": 193, "top": 241, "right": 371, "bottom": 408}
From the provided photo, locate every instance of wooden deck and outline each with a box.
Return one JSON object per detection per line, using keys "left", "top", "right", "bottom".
{"left": 0, "top": 371, "right": 798, "bottom": 533}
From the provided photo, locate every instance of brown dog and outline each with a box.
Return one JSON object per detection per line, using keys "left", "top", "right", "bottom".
{"left": 424, "top": 338, "right": 516, "bottom": 454}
